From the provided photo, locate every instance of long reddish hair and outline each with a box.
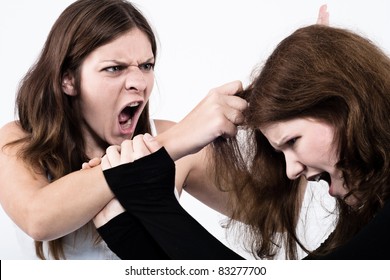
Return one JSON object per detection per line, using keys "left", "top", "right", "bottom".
{"left": 212, "top": 25, "right": 390, "bottom": 259}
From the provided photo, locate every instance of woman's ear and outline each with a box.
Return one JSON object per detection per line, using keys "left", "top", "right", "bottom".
{"left": 62, "top": 72, "right": 77, "bottom": 96}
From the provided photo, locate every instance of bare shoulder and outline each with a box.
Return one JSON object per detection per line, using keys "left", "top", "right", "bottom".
{"left": 0, "top": 121, "right": 26, "bottom": 146}
{"left": 153, "top": 119, "right": 177, "bottom": 134}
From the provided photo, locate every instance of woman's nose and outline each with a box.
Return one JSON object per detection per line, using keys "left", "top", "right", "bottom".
{"left": 125, "top": 66, "right": 146, "bottom": 92}
{"left": 285, "top": 153, "right": 305, "bottom": 180}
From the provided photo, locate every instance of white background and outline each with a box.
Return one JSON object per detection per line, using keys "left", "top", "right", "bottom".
{"left": 1, "top": 0, "right": 389, "bottom": 259}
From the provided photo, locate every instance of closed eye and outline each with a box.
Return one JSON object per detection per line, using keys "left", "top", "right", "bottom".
{"left": 285, "top": 137, "right": 298, "bottom": 147}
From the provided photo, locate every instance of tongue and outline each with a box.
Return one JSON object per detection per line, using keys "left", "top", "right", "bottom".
{"left": 119, "top": 109, "right": 131, "bottom": 124}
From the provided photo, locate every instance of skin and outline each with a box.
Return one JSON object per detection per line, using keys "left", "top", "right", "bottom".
{"left": 0, "top": 27, "right": 246, "bottom": 242}
{"left": 316, "top": 4, "right": 329, "bottom": 25}
{"left": 63, "top": 28, "right": 155, "bottom": 158}
{"left": 260, "top": 118, "right": 356, "bottom": 206}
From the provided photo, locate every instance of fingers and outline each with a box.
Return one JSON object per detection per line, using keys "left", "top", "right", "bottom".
{"left": 102, "top": 135, "right": 158, "bottom": 169}
{"left": 224, "top": 95, "right": 249, "bottom": 124}
{"left": 101, "top": 155, "right": 112, "bottom": 170}
{"left": 129, "top": 135, "right": 152, "bottom": 162}
{"left": 317, "top": 4, "right": 329, "bottom": 25}
{"left": 209, "top": 80, "right": 244, "bottom": 97}
{"left": 81, "top": 162, "right": 90, "bottom": 170}
{"left": 81, "top": 157, "right": 101, "bottom": 170}
{"left": 105, "top": 145, "right": 121, "bottom": 167}
{"left": 143, "top": 133, "right": 162, "bottom": 153}
{"left": 199, "top": 80, "right": 248, "bottom": 138}
{"left": 225, "top": 110, "right": 245, "bottom": 127}
{"left": 219, "top": 121, "right": 239, "bottom": 138}
{"left": 101, "top": 145, "right": 121, "bottom": 170}
{"left": 225, "top": 95, "right": 249, "bottom": 112}
{"left": 111, "top": 138, "right": 150, "bottom": 164}
{"left": 208, "top": 81, "right": 248, "bottom": 125}
{"left": 89, "top": 157, "right": 101, "bottom": 167}
{"left": 119, "top": 139, "right": 134, "bottom": 164}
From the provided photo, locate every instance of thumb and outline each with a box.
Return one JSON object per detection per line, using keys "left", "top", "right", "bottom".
{"left": 143, "top": 133, "right": 162, "bottom": 153}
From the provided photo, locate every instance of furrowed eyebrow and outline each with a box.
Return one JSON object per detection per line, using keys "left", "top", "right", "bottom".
{"left": 99, "top": 59, "right": 124, "bottom": 64}
{"left": 99, "top": 57, "right": 155, "bottom": 65}
{"left": 143, "top": 57, "right": 155, "bottom": 63}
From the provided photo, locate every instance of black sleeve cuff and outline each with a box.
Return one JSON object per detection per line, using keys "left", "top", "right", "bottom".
{"left": 103, "top": 147, "right": 244, "bottom": 260}
{"left": 97, "top": 212, "right": 169, "bottom": 260}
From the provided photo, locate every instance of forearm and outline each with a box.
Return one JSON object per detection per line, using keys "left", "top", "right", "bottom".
{"left": 103, "top": 148, "right": 244, "bottom": 260}
{"left": 154, "top": 81, "right": 247, "bottom": 162}
{"left": 23, "top": 166, "right": 114, "bottom": 241}
{"left": 154, "top": 124, "right": 196, "bottom": 161}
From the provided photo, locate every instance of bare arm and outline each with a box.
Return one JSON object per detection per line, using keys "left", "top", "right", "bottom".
{"left": 155, "top": 81, "right": 247, "bottom": 161}
{"left": 0, "top": 122, "right": 114, "bottom": 241}
{"left": 154, "top": 81, "right": 246, "bottom": 215}
{"left": 179, "top": 147, "right": 231, "bottom": 215}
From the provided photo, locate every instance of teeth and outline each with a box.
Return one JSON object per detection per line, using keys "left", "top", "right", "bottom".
{"left": 121, "top": 118, "right": 132, "bottom": 129}
{"left": 308, "top": 174, "right": 322, "bottom": 182}
{"left": 129, "top": 102, "right": 139, "bottom": 107}
{"left": 314, "top": 174, "right": 321, "bottom": 182}
{"left": 309, "top": 172, "right": 331, "bottom": 186}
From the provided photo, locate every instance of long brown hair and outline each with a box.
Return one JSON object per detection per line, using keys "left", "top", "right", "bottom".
{"left": 212, "top": 25, "right": 390, "bottom": 259}
{"left": 13, "top": 0, "right": 157, "bottom": 259}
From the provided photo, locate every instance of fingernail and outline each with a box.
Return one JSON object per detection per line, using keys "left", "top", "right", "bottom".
{"left": 143, "top": 133, "right": 154, "bottom": 141}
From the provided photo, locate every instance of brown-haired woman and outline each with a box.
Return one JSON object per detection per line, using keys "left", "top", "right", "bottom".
{"left": 0, "top": 0, "right": 247, "bottom": 259}
{"left": 213, "top": 24, "right": 390, "bottom": 259}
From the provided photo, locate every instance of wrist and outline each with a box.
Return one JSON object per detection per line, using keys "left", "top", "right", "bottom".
{"left": 154, "top": 126, "right": 186, "bottom": 161}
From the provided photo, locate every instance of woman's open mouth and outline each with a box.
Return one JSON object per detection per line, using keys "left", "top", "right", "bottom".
{"left": 118, "top": 102, "right": 141, "bottom": 133}
{"left": 308, "top": 172, "right": 332, "bottom": 186}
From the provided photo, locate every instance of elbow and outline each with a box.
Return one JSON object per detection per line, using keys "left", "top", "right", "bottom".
{"left": 25, "top": 221, "right": 52, "bottom": 241}
{"left": 24, "top": 213, "right": 57, "bottom": 241}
